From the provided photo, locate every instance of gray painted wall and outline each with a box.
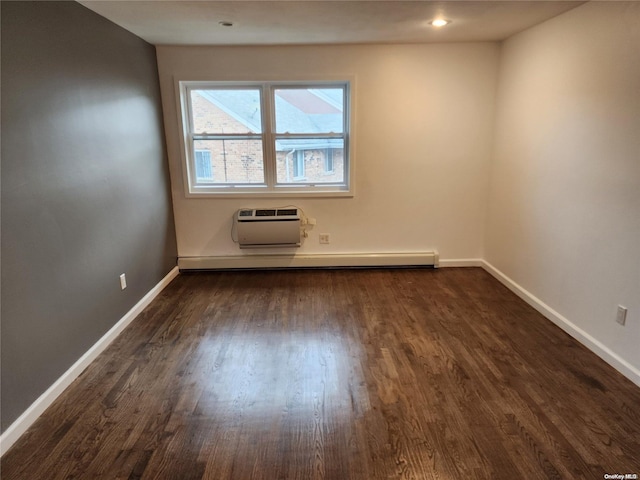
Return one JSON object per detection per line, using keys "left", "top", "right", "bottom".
{"left": 1, "top": 1, "right": 178, "bottom": 432}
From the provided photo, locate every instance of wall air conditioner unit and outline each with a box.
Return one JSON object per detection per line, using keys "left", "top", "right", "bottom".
{"left": 235, "top": 208, "right": 301, "bottom": 249}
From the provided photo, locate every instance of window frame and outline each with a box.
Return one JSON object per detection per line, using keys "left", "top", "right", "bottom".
{"left": 177, "top": 80, "right": 353, "bottom": 198}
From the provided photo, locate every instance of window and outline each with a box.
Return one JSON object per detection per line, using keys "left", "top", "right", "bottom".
{"left": 324, "top": 148, "right": 334, "bottom": 174}
{"left": 293, "top": 150, "right": 305, "bottom": 180}
{"left": 194, "top": 150, "right": 213, "bottom": 182}
{"left": 179, "top": 81, "right": 351, "bottom": 196}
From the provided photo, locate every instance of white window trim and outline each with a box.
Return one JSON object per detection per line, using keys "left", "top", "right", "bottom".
{"left": 175, "top": 79, "right": 354, "bottom": 198}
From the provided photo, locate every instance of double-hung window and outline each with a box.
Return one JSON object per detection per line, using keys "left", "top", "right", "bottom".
{"left": 179, "top": 81, "right": 351, "bottom": 196}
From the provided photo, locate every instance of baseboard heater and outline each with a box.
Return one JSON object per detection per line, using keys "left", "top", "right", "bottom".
{"left": 235, "top": 208, "right": 301, "bottom": 248}
{"left": 178, "top": 251, "right": 439, "bottom": 270}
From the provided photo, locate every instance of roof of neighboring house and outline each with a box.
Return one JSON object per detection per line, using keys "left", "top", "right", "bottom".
{"left": 197, "top": 88, "right": 343, "bottom": 151}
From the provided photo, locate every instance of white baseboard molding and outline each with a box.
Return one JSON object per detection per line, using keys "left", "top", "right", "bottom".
{"left": 0, "top": 266, "right": 180, "bottom": 457}
{"left": 179, "top": 251, "right": 439, "bottom": 270}
{"left": 481, "top": 260, "right": 640, "bottom": 388}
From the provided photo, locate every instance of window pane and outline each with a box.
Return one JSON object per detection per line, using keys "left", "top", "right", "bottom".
{"left": 274, "top": 88, "right": 343, "bottom": 134}
{"left": 191, "top": 89, "right": 262, "bottom": 134}
{"left": 275, "top": 139, "right": 344, "bottom": 184}
{"left": 194, "top": 139, "right": 264, "bottom": 184}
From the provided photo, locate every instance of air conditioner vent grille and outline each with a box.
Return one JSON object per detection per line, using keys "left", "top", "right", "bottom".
{"left": 255, "top": 209, "right": 276, "bottom": 216}
{"left": 277, "top": 209, "right": 298, "bottom": 216}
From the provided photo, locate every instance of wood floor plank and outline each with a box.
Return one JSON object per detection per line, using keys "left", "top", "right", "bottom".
{"left": 2, "top": 268, "right": 640, "bottom": 479}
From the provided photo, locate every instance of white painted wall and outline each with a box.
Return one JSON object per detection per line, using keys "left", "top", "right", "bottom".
{"left": 485, "top": 2, "right": 640, "bottom": 374}
{"left": 156, "top": 43, "right": 499, "bottom": 261}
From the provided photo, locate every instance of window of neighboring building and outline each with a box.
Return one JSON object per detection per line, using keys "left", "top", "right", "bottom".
{"left": 324, "top": 148, "right": 334, "bottom": 174}
{"left": 293, "top": 150, "right": 306, "bottom": 180}
{"left": 194, "top": 150, "right": 213, "bottom": 182}
{"left": 178, "top": 81, "right": 352, "bottom": 196}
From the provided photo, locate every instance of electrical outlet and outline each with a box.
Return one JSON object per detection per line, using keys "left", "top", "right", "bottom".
{"left": 120, "top": 273, "right": 127, "bottom": 290}
{"left": 319, "top": 233, "right": 330, "bottom": 244}
{"left": 616, "top": 305, "right": 627, "bottom": 326}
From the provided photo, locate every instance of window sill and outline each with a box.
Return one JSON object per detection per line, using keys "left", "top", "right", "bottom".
{"left": 185, "top": 186, "right": 354, "bottom": 199}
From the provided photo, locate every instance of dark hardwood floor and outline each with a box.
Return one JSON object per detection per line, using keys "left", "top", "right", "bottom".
{"left": 2, "top": 268, "right": 639, "bottom": 479}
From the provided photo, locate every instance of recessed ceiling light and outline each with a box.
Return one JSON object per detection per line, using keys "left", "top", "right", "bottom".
{"left": 218, "top": 21, "right": 234, "bottom": 27}
{"left": 430, "top": 19, "right": 450, "bottom": 28}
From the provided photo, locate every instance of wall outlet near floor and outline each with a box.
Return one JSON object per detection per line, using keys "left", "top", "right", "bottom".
{"left": 319, "top": 233, "right": 330, "bottom": 244}
{"left": 120, "top": 273, "right": 127, "bottom": 290}
{"left": 616, "top": 305, "right": 627, "bottom": 326}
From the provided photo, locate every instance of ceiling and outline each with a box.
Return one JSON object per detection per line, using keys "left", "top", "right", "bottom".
{"left": 78, "top": 1, "right": 584, "bottom": 46}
